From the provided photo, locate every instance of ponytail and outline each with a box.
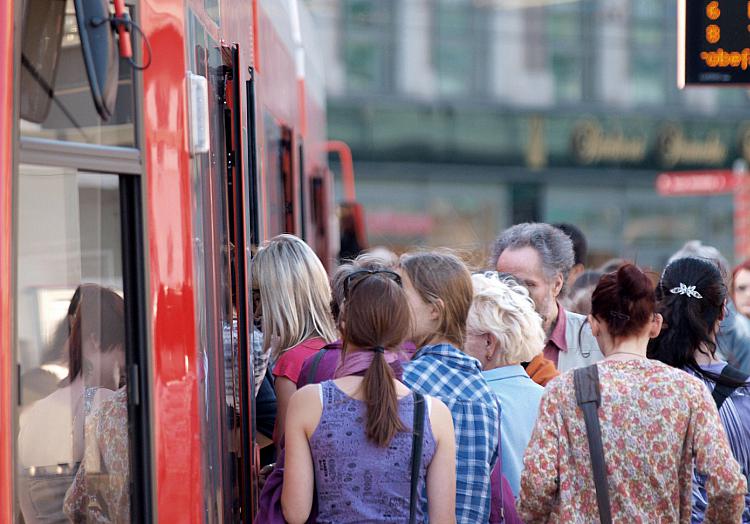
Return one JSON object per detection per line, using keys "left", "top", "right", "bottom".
{"left": 361, "top": 347, "right": 405, "bottom": 447}
{"left": 339, "top": 272, "right": 412, "bottom": 447}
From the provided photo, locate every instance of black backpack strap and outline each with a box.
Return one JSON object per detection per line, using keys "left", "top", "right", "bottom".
{"left": 712, "top": 365, "right": 749, "bottom": 411}
{"left": 409, "top": 392, "right": 426, "bottom": 524}
{"left": 305, "top": 348, "right": 328, "bottom": 385}
{"left": 574, "top": 365, "right": 612, "bottom": 524}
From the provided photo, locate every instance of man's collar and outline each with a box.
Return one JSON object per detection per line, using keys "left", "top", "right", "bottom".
{"left": 547, "top": 301, "right": 568, "bottom": 352}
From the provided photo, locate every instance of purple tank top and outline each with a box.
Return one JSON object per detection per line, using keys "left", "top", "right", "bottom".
{"left": 310, "top": 381, "right": 437, "bottom": 523}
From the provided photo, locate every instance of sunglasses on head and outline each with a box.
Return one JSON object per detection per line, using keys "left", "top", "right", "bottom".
{"left": 343, "top": 269, "right": 403, "bottom": 299}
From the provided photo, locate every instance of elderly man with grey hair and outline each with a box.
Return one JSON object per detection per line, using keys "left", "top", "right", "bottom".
{"left": 491, "top": 223, "right": 603, "bottom": 374}
{"left": 668, "top": 240, "right": 750, "bottom": 374}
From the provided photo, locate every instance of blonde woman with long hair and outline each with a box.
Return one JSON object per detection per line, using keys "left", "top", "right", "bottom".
{"left": 253, "top": 234, "right": 336, "bottom": 444}
{"left": 465, "top": 272, "right": 546, "bottom": 496}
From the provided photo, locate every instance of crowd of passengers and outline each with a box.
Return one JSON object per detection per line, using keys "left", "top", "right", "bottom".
{"left": 16, "top": 221, "right": 750, "bottom": 523}
{"left": 254, "top": 223, "right": 750, "bottom": 524}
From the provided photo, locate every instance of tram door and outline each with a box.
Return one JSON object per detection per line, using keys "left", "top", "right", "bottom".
{"left": 187, "top": 11, "right": 257, "bottom": 522}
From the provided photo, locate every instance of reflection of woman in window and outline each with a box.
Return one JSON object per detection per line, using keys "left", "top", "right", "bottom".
{"left": 17, "top": 284, "right": 125, "bottom": 524}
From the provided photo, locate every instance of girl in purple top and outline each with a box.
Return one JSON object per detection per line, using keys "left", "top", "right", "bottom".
{"left": 649, "top": 256, "right": 750, "bottom": 523}
{"left": 282, "top": 270, "right": 457, "bottom": 524}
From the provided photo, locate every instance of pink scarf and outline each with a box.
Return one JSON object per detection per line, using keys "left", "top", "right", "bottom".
{"left": 334, "top": 348, "right": 402, "bottom": 378}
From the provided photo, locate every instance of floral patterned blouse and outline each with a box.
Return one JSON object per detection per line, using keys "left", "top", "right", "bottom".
{"left": 64, "top": 387, "right": 130, "bottom": 523}
{"left": 518, "top": 359, "right": 746, "bottom": 523}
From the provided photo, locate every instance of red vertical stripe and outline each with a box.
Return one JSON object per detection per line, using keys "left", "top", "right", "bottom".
{"left": 140, "top": 0, "right": 203, "bottom": 520}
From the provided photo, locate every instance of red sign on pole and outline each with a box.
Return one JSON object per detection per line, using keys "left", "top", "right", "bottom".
{"left": 656, "top": 170, "right": 737, "bottom": 196}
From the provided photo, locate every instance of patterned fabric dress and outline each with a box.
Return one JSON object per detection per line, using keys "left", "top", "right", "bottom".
{"left": 309, "top": 381, "right": 436, "bottom": 523}
{"left": 691, "top": 363, "right": 750, "bottom": 523}
{"left": 518, "top": 359, "right": 746, "bottom": 524}
{"left": 64, "top": 387, "right": 130, "bottom": 523}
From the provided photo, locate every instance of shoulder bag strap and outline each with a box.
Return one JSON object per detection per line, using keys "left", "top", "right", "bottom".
{"left": 409, "top": 392, "right": 426, "bottom": 524}
{"left": 712, "top": 364, "right": 750, "bottom": 410}
{"left": 574, "top": 364, "right": 612, "bottom": 524}
{"left": 495, "top": 399, "right": 504, "bottom": 522}
{"left": 306, "top": 348, "right": 328, "bottom": 385}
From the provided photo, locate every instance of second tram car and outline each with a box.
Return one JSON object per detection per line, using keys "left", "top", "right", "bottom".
{"left": 0, "top": 0, "right": 340, "bottom": 521}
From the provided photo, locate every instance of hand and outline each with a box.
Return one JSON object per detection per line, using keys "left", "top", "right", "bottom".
{"left": 258, "top": 463, "right": 275, "bottom": 490}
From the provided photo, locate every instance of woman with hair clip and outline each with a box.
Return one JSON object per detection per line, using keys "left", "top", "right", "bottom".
{"left": 649, "top": 256, "right": 750, "bottom": 522}
{"left": 282, "top": 270, "right": 456, "bottom": 524}
{"left": 519, "top": 264, "right": 745, "bottom": 523}
{"left": 398, "top": 252, "right": 500, "bottom": 523}
{"left": 252, "top": 234, "right": 337, "bottom": 446}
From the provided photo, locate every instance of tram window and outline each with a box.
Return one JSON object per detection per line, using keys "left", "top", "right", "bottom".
{"left": 14, "top": 165, "right": 133, "bottom": 523}
{"left": 19, "top": 0, "right": 135, "bottom": 147}
{"left": 264, "top": 114, "right": 296, "bottom": 236}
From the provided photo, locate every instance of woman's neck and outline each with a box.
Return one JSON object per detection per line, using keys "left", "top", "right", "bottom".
{"left": 605, "top": 337, "right": 648, "bottom": 360}
{"left": 694, "top": 344, "right": 723, "bottom": 366}
{"left": 425, "top": 337, "right": 452, "bottom": 347}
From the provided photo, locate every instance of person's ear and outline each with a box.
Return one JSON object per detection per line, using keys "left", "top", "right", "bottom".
{"left": 551, "top": 273, "right": 564, "bottom": 299}
{"left": 648, "top": 313, "right": 663, "bottom": 338}
{"left": 588, "top": 314, "right": 599, "bottom": 337}
{"left": 719, "top": 299, "right": 727, "bottom": 322}
{"left": 429, "top": 298, "right": 443, "bottom": 322}
{"left": 485, "top": 334, "right": 499, "bottom": 362}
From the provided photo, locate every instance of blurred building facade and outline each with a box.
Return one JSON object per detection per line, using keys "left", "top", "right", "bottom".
{"left": 307, "top": 0, "right": 750, "bottom": 267}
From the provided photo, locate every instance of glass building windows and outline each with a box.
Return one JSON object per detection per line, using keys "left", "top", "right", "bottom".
{"left": 433, "top": 0, "right": 476, "bottom": 97}
{"left": 630, "top": 0, "right": 666, "bottom": 106}
{"left": 341, "top": 0, "right": 395, "bottom": 93}
{"left": 546, "top": 3, "right": 584, "bottom": 104}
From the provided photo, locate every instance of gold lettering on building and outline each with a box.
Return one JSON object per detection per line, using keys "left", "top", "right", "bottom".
{"left": 657, "top": 125, "right": 727, "bottom": 168}
{"left": 571, "top": 120, "right": 647, "bottom": 165}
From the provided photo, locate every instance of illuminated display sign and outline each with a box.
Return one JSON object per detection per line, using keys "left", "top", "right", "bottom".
{"left": 679, "top": 0, "right": 750, "bottom": 86}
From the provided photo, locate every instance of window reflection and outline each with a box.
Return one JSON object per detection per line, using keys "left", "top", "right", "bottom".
{"left": 19, "top": 0, "right": 135, "bottom": 147}
{"left": 15, "top": 165, "right": 131, "bottom": 523}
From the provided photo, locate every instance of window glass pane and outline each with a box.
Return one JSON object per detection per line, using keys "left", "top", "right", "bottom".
{"left": 342, "top": 0, "right": 393, "bottom": 93}
{"left": 434, "top": 0, "right": 474, "bottom": 96}
{"left": 630, "top": 0, "right": 665, "bottom": 105}
{"left": 344, "top": 40, "right": 383, "bottom": 91}
{"left": 19, "top": 0, "right": 135, "bottom": 147}
{"left": 15, "top": 165, "right": 132, "bottom": 522}
{"left": 546, "top": 5, "right": 582, "bottom": 103}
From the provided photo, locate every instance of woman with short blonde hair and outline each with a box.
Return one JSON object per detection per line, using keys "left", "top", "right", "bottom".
{"left": 466, "top": 273, "right": 545, "bottom": 367}
{"left": 464, "top": 272, "right": 545, "bottom": 496}
{"left": 253, "top": 234, "right": 336, "bottom": 444}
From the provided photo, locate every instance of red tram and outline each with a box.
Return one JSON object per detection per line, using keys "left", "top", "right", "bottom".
{"left": 0, "top": 0, "right": 339, "bottom": 521}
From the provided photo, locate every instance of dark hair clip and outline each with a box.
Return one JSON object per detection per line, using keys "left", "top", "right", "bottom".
{"left": 609, "top": 311, "right": 630, "bottom": 322}
{"left": 373, "top": 346, "right": 385, "bottom": 354}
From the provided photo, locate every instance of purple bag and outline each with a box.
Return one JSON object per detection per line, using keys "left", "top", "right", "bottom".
{"left": 255, "top": 350, "right": 331, "bottom": 524}
{"left": 255, "top": 445, "right": 317, "bottom": 524}
{"left": 489, "top": 402, "right": 524, "bottom": 524}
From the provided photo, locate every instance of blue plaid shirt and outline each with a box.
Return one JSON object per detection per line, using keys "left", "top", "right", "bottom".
{"left": 403, "top": 344, "right": 500, "bottom": 523}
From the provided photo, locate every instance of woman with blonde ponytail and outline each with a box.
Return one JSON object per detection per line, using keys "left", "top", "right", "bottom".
{"left": 282, "top": 271, "right": 456, "bottom": 524}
